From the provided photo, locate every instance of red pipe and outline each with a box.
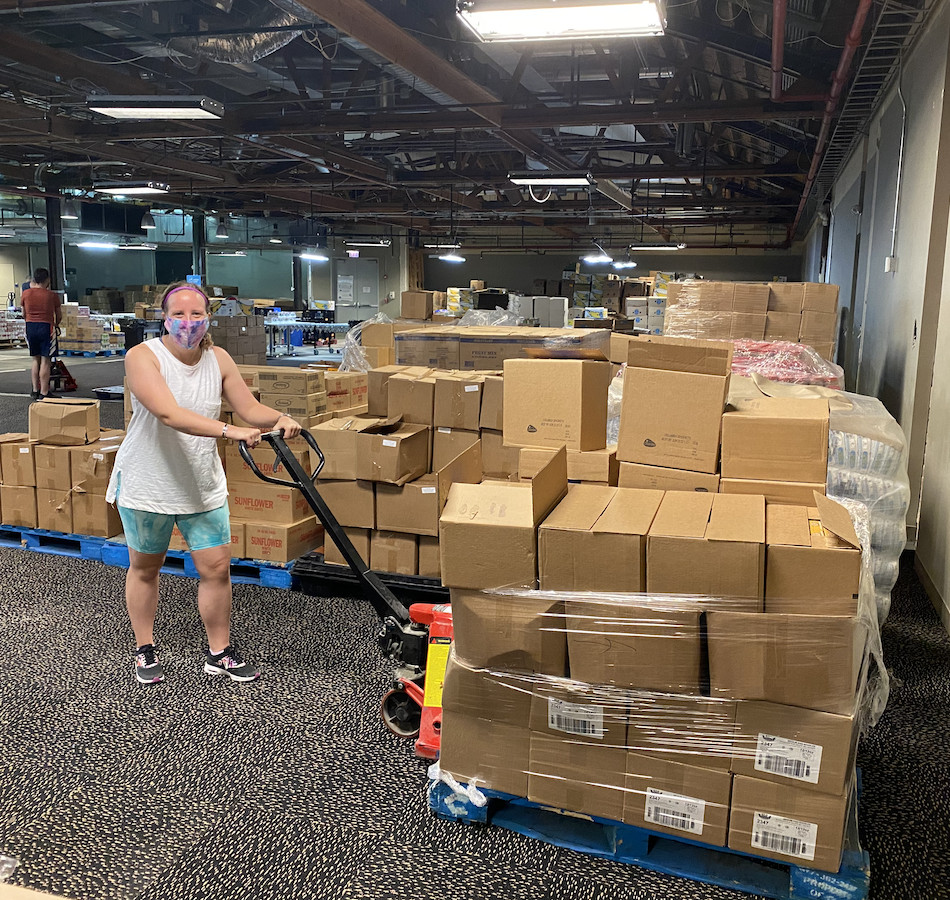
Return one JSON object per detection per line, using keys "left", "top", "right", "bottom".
{"left": 771, "top": 0, "right": 788, "bottom": 102}
{"left": 789, "top": 0, "right": 874, "bottom": 240}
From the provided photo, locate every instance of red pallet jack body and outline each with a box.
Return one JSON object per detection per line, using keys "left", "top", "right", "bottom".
{"left": 240, "top": 430, "right": 448, "bottom": 759}
{"left": 49, "top": 332, "right": 78, "bottom": 394}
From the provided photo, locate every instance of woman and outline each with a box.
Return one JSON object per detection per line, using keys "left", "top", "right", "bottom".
{"left": 107, "top": 282, "right": 301, "bottom": 685}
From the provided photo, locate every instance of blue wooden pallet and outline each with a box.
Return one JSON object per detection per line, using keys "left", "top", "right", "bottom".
{"left": 0, "top": 524, "right": 106, "bottom": 560}
{"left": 429, "top": 780, "right": 870, "bottom": 900}
{"left": 100, "top": 541, "right": 293, "bottom": 589}
{"left": 61, "top": 349, "right": 126, "bottom": 357}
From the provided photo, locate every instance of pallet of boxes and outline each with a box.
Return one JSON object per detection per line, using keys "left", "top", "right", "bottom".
{"left": 59, "top": 303, "right": 125, "bottom": 356}
{"left": 431, "top": 335, "right": 880, "bottom": 895}
{"left": 0, "top": 399, "right": 124, "bottom": 539}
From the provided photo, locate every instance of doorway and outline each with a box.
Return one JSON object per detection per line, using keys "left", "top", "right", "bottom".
{"left": 333, "top": 257, "right": 379, "bottom": 324}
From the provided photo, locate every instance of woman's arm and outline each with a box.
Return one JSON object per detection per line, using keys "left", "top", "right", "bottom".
{"left": 215, "top": 347, "right": 302, "bottom": 438}
{"left": 126, "top": 344, "right": 263, "bottom": 445}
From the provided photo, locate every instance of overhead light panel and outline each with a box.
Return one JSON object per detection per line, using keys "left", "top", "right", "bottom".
{"left": 300, "top": 251, "right": 329, "bottom": 262}
{"left": 582, "top": 244, "right": 613, "bottom": 264}
{"left": 628, "top": 242, "right": 687, "bottom": 251}
{"left": 96, "top": 182, "right": 169, "bottom": 196}
{"left": 0, "top": 229, "right": 15, "bottom": 238}
{"left": 74, "top": 241, "right": 117, "bottom": 250}
{"left": 424, "top": 242, "right": 462, "bottom": 249}
{"left": 509, "top": 170, "right": 594, "bottom": 187}
{"left": 215, "top": 219, "right": 229, "bottom": 239}
{"left": 118, "top": 242, "right": 157, "bottom": 251}
{"left": 612, "top": 259, "right": 638, "bottom": 270}
{"left": 87, "top": 95, "right": 225, "bottom": 120}
{"left": 343, "top": 239, "right": 392, "bottom": 248}
{"left": 269, "top": 224, "right": 282, "bottom": 244}
{"left": 141, "top": 210, "right": 156, "bottom": 230}
{"left": 438, "top": 253, "right": 466, "bottom": 263}
{"left": 61, "top": 198, "right": 80, "bottom": 220}
{"left": 458, "top": 0, "right": 666, "bottom": 42}
{"left": 210, "top": 250, "right": 246, "bottom": 258}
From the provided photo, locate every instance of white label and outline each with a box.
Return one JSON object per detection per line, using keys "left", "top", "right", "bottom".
{"left": 421, "top": 487, "right": 437, "bottom": 494}
{"left": 93, "top": 453, "right": 104, "bottom": 461}
{"left": 19, "top": 448, "right": 29, "bottom": 454}
{"left": 438, "top": 427, "right": 451, "bottom": 434}
{"left": 751, "top": 812, "right": 818, "bottom": 861}
{"left": 644, "top": 788, "right": 706, "bottom": 836}
{"left": 381, "top": 439, "right": 397, "bottom": 448}
{"left": 464, "top": 385, "right": 479, "bottom": 393}
{"left": 755, "top": 734, "right": 822, "bottom": 785}
{"left": 547, "top": 698, "right": 604, "bottom": 738}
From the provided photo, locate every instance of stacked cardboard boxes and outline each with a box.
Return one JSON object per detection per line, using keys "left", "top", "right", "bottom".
{"left": 0, "top": 308, "right": 26, "bottom": 347}
{"left": 60, "top": 306, "right": 121, "bottom": 355}
{"left": 256, "top": 367, "right": 328, "bottom": 430}
{"left": 209, "top": 314, "right": 267, "bottom": 364}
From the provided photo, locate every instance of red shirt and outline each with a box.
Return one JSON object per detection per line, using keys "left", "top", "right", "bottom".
{"left": 22, "top": 287, "right": 61, "bottom": 325}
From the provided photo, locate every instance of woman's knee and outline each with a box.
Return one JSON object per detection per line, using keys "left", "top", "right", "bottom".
{"left": 194, "top": 547, "right": 232, "bottom": 581}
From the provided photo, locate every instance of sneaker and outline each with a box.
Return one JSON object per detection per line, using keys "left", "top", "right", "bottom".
{"left": 204, "top": 645, "right": 260, "bottom": 682}
{"left": 134, "top": 644, "right": 165, "bottom": 684}
{"left": 30, "top": 390, "right": 40, "bottom": 401}
{"left": 41, "top": 391, "right": 59, "bottom": 399}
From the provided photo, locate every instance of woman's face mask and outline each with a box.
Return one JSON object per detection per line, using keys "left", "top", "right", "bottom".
{"left": 164, "top": 316, "right": 209, "bottom": 350}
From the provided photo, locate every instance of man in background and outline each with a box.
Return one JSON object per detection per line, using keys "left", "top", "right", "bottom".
{"left": 21, "top": 267, "right": 62, "bottom": 400}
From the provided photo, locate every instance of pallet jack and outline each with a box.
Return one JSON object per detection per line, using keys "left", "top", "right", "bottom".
{"left": 49, "top": 329, "right": 78, "bottom": 394}
{"left": 239, "top": 429, "right": 451, "bottom": 759}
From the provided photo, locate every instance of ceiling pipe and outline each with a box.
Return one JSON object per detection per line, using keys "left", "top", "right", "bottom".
{"left": 771, "top": 0, "right": 788, "bottom": 102}
{"left": 788, "top": 0, "right": 873, "bottom": 244}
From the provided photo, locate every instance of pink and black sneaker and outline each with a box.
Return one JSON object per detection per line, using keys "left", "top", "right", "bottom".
{"left": 203, "top": 645, "right": 260, "bottom": 682}
{"left": 134, "top": 644, "right": 165, "bottom": 684}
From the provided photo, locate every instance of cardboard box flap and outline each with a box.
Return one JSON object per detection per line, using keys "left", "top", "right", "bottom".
{"left": 318, "top": 415, "right": 385, "bottom": 434}
{"left": 594, "top": 488, "right": 665, "bottom": 535}
{"left": 441, "top": 481, "right": 537, "bottom": 528}
{"left": 541, "top": 484, "right": 616, "bottom": 531}
{"left": 728, "top": 397, "right": 829, "bottom": 420}
{"left": 531, "top": 445, "right": 568, "bottom": 523}
{"left": 706, "top": 494, "right": 766, "bottom": 543}
{"left": 436, "top": 441, "right": 484, "bottom": 504}
{"left": 649, "top": 492, "right": 714, "bottom": 538}
{"left": 627, "top": 336, "right": 733, "bottom": 376}
{"left": 766, "top": 505, "right": 811, "bottom": 547}
{"left": 362, "top": 417, "right": 407, "bottom": 436}
{"left": 813, "top": 493, "right": 861, "bottom": 549}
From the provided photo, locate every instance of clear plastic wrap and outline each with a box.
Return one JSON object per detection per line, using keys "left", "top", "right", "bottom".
{"left": 456, "top": 308, "right": 521, "bottom": 328}
{"left": 606, "top": 365, "right": 625, "bottom": 445}
{"left": 339, "top": 311, "right": 394, "bottom": 372}
{"left": 731, "top": 340, "right": 845, "bottom": 389}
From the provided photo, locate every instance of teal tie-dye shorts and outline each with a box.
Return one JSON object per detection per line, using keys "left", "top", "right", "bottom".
{"left": 115, "top": 474, "right": 231, "bottom": 555}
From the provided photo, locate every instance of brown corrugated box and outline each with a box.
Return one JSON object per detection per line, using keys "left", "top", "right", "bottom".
{"left": 433, "top": 372, "right": 484, "bottom": 431}
{"left": 1, "top": 438, "right": 36, "bottom": 487}
{"left": 36, "top": 487, "right": 72, "bottom": 532}
{"left": 732, "top": 283, "right": 770, "bottom": 314}
{"left": 765, "top": 495, "right": 862, "bottom": 615}
{"left": 316, "top": 479, "right": 375, "bottom": 529}
{"left": 479, "top": 374, "right": 504, "bottom": 430}
{"left": 720, "top": 478, "right": 825, "bottom": 505}
{"left": 441, "top": 650, "right": 532, "bottom": 725}
{"left": 370, "top": 529, "right": 418, "bottom": 575}
{"left": 387, "top": 371, "right": 437, "bottom": 425}
{"left": 355, "top": 420, "right": 429, "bottom": 485}
{"left": 618, "top": 462, "right": 719, "bottom": 493}
{"left": 33, "top": 444, "right": 73, "bottom": 491}
{"left": 439, "top": 447, "right": 567, "bottom": 590}
{"left": 539, "top": 485, "right": 663, "bottom": 591}
{"left": 503, "top": 359, "right": 611, "bottom": 452}
{"left": 325, "top": 372, "right": 368, "bottom": 413}
{"left": 245, "top": 518, "right": 323, "bottom": 563}
{"left": 480, "top": 428, "right": 520, "bottom": 479}
{"left": 731, "top": 700, "right": 859, "bottom": 797}
{"left": 417, "top": 535, "right": 441, "bottom": 578}
{"left": 767, "top": 283, "right": 805, "bottom": 313}
{"left": 0, "top": 433, "right": 30, "bottom": 484}
{"left": 225, "top": 435, "right": 311, "bottom": 484}
{"left": 647, "top": 493, "right": 766, "bottom": 599}
{"left": 431, "top": 428, "right": 479, "bottom": 472}
{"left": 312, "top": 414, "right": 386, "bottom": 480}
{"left": 401, "top": 290, "right": 435, "bottom": 320}
{"left": 802, "top": 283, "right": 840, "bottom": 314}
{"left": 449, "top": 588, "right": 568, "bottom": 676}
{"left": 522, "top": 446, "right": 618, "bottom": 485}
{"left": 366, "top": 365, "right": 415, "bottom": 416}
{"left": 799, "top": 310, "right": 837, "bottom": 343}
{"left": 728, "top": 773, "right": 853, "bottom": 873}
{"left": 440, "top": 711, "right": 530, "bottom": 797}
{"left": 258, "top": 368, "right": 325, "bottom": 394}
{"left": 324, "top": 526, "right": 371, "bottom": 567}
{"left": 764, "top": 312, "right": 802, "bottom": 341}
{"left": 71, "top": 492, "right": 122, "bottom": 538}
{"left": 458, "top": 328, "right": 525, "bottom": 371}
{"left": 394, "top": 327, "right": 459, "bottom": 369}
{"left": 259, "top": 392, "right": 328, "bottom": 419}
{"left": 362, "top": 346, "right": 395, "bottom": 369}
{"left": 528, "top": 677, "right": 630, "bottom": 747}
{"left": 229, "top": 481, "right": 311, "bottom": 524}
{"left": 623, "top": 753, "right": 733, "bottom": 847}
{"left": 731, "top": 313, "right": 766, "bottom": 340}
{"left": 721, "top": 397, "right": 829, "bottom": 483}
{"left": 230, "top": 520, "right": 245, "bottom": 558}
{"left": 626, "top": 695, "right": 736, "bottom": 770}
{"left": 29, "top": 398, "right": 100, "bottom": 446}
{"left": 70, "top": 435, "right": 123, "bottom": 494}
{"left": 376, "top": 442, "right": 481, "bottom": 536}
{"left": 1, "top": 485, "right": 36, "bottom": 527}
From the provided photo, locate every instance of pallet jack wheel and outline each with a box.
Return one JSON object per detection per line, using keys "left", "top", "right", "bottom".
{"left": 381, "top": 688, "right": 421, "bottom": 739}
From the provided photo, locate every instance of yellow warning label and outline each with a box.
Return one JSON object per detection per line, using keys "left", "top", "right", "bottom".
{"left": 423, "top": 640, "right": 452, "bottom": 709}
{"left": 809, "top": 520, "right": 826, "bottom": 537}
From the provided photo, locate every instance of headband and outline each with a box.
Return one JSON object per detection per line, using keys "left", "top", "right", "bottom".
{"left": 162, "top": 285, "right": 209, "bottom": 311}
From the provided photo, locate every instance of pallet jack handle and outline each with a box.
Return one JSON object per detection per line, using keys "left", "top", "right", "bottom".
{"left": 238, "top": 429, "right": 410, "bottom": 624}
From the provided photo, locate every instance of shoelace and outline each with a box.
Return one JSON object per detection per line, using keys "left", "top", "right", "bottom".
{"left": 215, "top": 644, "right": 243, "bottom": 668}
{"left": 137, "top": 645, "right": 158, "bottom": 667}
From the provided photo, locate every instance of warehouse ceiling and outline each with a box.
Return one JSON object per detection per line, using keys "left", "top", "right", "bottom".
{"left": 0, "top": 0, "right": 937, "bottom": 252}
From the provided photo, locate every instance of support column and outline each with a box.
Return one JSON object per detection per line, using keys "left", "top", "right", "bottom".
{"left": 44, "top": 197, "right": 66, "bottom": 292}
{"left": 292, "top": 249, "right": 305, "bottom": 311}
{"left": 192, "top": 212, "right": 206, "bottom": 281}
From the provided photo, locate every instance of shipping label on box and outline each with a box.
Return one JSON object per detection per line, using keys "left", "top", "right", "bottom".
{"left": 229, "top": 481, "right": 311, "bottom": 524}
{"left": 29, "top": 398, "right": 100, "bottom": 446}
{"left": 245, "top": 517, "right": 323, "bottom": 563}
{"left": 528, "top": 677, "right": 630, "bottom": 746}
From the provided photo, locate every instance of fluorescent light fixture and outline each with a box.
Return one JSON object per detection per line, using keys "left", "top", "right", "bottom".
{"left": 458, "top": 0, "right": 666, "bottom": 42}
{"left": 96, "top": 182, "right": 169, "bottom": 196}
{"left": 118, "top": 242, "right": 157, "bottom": 251}
{"left": 74, "top": 241, "right": 117, "bottom": 250}
{"left": 141, "top": 210, "right": 156, "bottom": 230}
{"left": 438, "top": 253, "right": 466, "bottom": 263}
{"left": 424, "top": 242, "right": 462, "bottom": 249}
{"left": 343, "top": 238, "right": 392, "bottom": 248}
{"left": 300, "top": 251, "right": 329, "bottom": 262}
{"left": 582, "top": 246, "right": 613, "bottom": 264}
{"left": 612, "top": 259, "right": 638, "bottom": 270}
{"left": 0, "top": 229, "right": 15, "bottom": 238}
{"left": 509, "top": 170, "right": 594, "bottom": 187}
{"left": 215, "top": 219, "right": 229, "bottom": 239}
{"left": 210, "top": 250, "right": 247, "bottom": 258}
{"left": 61, "top": 198, "right": 80, "bottom": 220}
{"left": 87, "top": 94, "right": 225, "bottom": 120}
{"left": 628, "top": 242, "right": 687, "bottom": 251}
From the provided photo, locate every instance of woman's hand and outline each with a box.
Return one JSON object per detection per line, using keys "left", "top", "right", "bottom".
{"left": 226, "top": 425, "right": 263, "bottom": 448}
{"left": 276, "top": 414, "right": 302, "bottom": 439}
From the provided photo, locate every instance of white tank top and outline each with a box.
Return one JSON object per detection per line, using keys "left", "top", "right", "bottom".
{"left": 106, "top": 338, "right": 228, "bottom": 514}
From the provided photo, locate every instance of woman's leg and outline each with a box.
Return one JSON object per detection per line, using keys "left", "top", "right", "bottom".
{"left": 126, "top": 548, "right": 166, "bottom": 647}
{"left": 190, "top": 543, "right": 233, "bottom": 654}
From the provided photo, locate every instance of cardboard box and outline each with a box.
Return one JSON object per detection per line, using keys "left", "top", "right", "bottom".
{"left": 458, "top": 329, "right": 522, "bottom": 371}
{"left": 325, "top": 372, "right": 368, "bottom": 413}
{"left": 370, "top": 529, "right": 418, "bottom": 575}
{"left": 647, "top": 493, "right": 766, "bottom": 599}
{"left": 729, "top": 774, "right": 852, "bottom": 873}
{"left": 71, "top": 492, "right": 122, "bottom": 538}
{"left": 433, "top": 372, "right": 484, "bottom": 431}
{"left": 618, "top": 462, "right": 719, "bottom": 493}
{"left": 394, "top": 328, "right": 459, "bottom": 369}
{"left": 401, "top": 290, "right": 435, "bottom": 320}
{"left": 229, "top": 520, "right": 245, "bottom": 558}
{"left": 376, "top": 442, "right": 481, "bottom": 536}
{"left": 479, "top": 375, "right": 504, "bottom": 430}
{"left": 765, "top": 497, "right": 862, "bottom": 615}
{"left": 225, "top": 435, "right": 311, "bottom": 484}
{"left": 316, "top": 479, "right": 375, "bottom": 529}
{"left": 802, "top": 283, "right": 840, "bottom": 314}
{"left": 1, "top": 438, "right": 36, "bottom": 487}
{"left": 764, "top": 312, "right": 802, "bottom": 341}
{"left": 431, "top": 428, "right": 479, "bottom": 473}
{"left": 312, "top": 415, "right": 386, "bottom": 480}
{"left": 29, "top": 398, "right": 100, "bottom": 446}
{"left": 799, "top": 310, "right": 837, "bottom": 342}
{"left": 568, "top": 446, "right": 619, "bottom": 484}
{"left": 366, "top": 365, "right": 414, "bottom": 417}
{"left": 442, "top": 650, "right": 532, "bottom": 725}
{"left": 623, "top": 753, "right": 732, "bottom": 848}
{"left": 768, "top": 283, "right": 805, "bottom": 313}
{"left": 36, "top": 487, "right": 72, "bottom": 533}
{"left": 731, "top": 313, "right": 767, "bottom": 340}
{"left": 387, "top": 372, "right": 437, "bottom": 425}
{"left": 721, "top": 397, "right": 829, "bottom": 483}
{"left": 810, "top": 341, "right": 836, "bottom": 360}
{"left": 1, "top": 484, "right": 36, "bottom": 527}
{"left": 440, "top": 448, "right": 567, "bottom": 590}
{"left": 33, "top": 444, "right": 73, "bottom": 491}
{"left": 626, "top": 695, "right": 736, "bottom": 770}
{"left": 360, "top": 322, "right": 395, "bottom": 349}
{"left": 418, "top": 535, "right": 441, "bottom": 578}
{"left": 609, "top": 333, "right": 638, "bottom": 364}
{"left": 480, "top": 429, "right": 520, "bottom": 479}
{"left": 732, "top": 283, "right": 770, "bottom": 314}
{"left": 440, "top": 711, "right": 530, "bottom": 797}
{"left": 258, "top": 368, "right": 325, "bottom": 394}
{"left": 244, "top": 517, "right": 323, "bottom": 563}
{"left": 528, "top": 678, "right": 630, "bottom": 747}
{"left": 259, "top": 392, "right": 328, "bottom": 419}
{"left": 354, "top": 421, "right": 429, "bottom": 485}
{"left": 503, "top": 359, "right": 610, "bottom": 452}
{"left": 528, "top": 733, "right": 628, "bottom": 822}
{"left": 618, "top": 339, "right": 732, "bottom": 474}
{"left": 323, "top": 526, "right": 371, "bottom": 567}
{"left": 732, "top": 701, "right": 858, "bottom": 797}
{"left": 720, "top": 478, "right": 825, "bottom": 505}
{"left": 449, "top": 588, "right": 568, "bottom": 675}
{"left": 539, "top": 485, "right": 663, "bottom": 592}
{"left": 69, "top": 436, "right": 122, "bottom": 494}
{"left": 228, "top": 481, "right": 311, "bottom": 524}
{"left": 0, "top": 433, "right": 30, "bottom": 483}
{"left": 362, "top": 346, "right": 396, "bottom": 369}
{"left": 706, "top": 611, "right": 866, "bottom": 715}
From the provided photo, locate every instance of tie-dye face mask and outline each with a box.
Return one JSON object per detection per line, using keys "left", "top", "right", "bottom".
{"left": 164, "top": 317, "right": 209, "bottom": 350}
